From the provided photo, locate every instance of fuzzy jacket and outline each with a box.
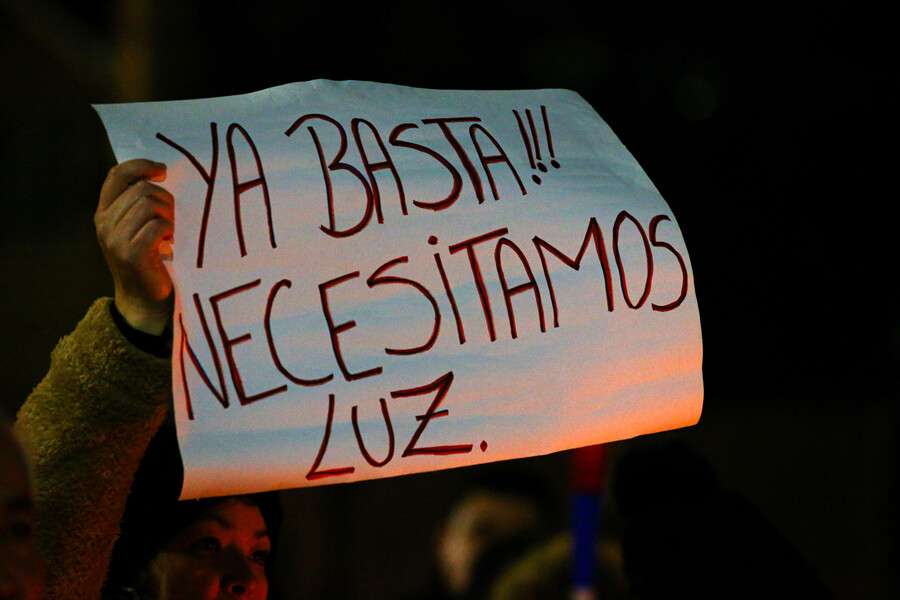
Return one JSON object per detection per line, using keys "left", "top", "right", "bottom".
{"left": 14, "top": 297, "right": 171, "bottom": 600}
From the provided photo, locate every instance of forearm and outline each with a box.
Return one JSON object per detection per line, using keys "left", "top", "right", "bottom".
{"left": 15, "top": 297, "right": 171, "bottom": 600}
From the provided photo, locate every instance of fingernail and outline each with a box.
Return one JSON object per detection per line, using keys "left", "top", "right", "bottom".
{"left": 150, "top": 166, "right": 167, "bottom": 182}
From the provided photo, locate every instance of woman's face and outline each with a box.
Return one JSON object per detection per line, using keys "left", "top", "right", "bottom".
{"left": 145, "top": 498, "right": 270, "bottom": 600}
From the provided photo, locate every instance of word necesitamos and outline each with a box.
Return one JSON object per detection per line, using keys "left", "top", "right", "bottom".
{"left": 175, "top": 214, "right": 687, "bottom": 414}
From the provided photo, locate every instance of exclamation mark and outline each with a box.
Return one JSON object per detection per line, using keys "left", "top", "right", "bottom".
{"left": 514, "top": 106, "right": 560, "bottom": 185}
{"left": 541, "top": 105, "right": 560, "bottom": 169}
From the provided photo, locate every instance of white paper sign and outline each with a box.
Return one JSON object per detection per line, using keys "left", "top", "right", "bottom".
{"left": 94, "top": 80, "right": 703, "bottom": 499}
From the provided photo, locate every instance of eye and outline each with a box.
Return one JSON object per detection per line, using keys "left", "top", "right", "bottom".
{"left": 251, "top": 549, "right": 271, "bottom": 566}
{"left": 191, "top": 537, "right": 222, "bottom": 553}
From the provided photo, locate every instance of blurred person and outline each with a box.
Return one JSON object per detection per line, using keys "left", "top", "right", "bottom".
{"left": 610, "top": 440, "right": 834, "bottom": 600}
{"left": 0, "top": 419, "right": 43, "bottom": 600}
{"left": 401, "top": 467, "right": 557, "bottom": 600}
{"left": 482, "top": 533, "right": 626, "bottom": 600}
{"left": 14, "top": 159, "right": 281, "bottom": 600}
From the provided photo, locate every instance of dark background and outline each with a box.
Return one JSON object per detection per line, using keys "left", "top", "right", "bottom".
{"left": 1, "top": 1, "right": 895, "bottom": 598}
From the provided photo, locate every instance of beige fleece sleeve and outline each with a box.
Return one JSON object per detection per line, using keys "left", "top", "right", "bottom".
{"left": 14, "top": 297, "right": 171, "bottom": 600}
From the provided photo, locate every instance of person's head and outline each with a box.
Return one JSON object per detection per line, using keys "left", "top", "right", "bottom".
{"left": 0, "top": 420, "right": 43, "bottom": 600}
{"left": 105, "top": 420, "right": 281, "bottom": 600}
{"left": 109, "top": 490, "right": 281, "bottom": 600}
{"left": 436, "top": 467, "right": 555, "bottom": 598}
{"left": 138, "top": 495, "right": 273, "bottom": 600}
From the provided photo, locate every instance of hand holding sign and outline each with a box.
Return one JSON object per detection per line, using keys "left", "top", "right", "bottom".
{"left": 94, "top": 80, "right": 703, "bottom": 499}
{"left": 95, "top": 159, "right": 175, "bottom": 335}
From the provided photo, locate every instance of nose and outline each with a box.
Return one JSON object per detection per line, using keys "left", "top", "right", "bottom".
{"left": 220, "top": 550, "right": 267, "bottom": 599}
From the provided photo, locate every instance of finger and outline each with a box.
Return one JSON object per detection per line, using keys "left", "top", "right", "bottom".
{"left": 116, "top": 197, "right": 175, "bottom": 244}
{"left": 133, "top": 218, "right": 175, "bottom": 252}
{"left": 117, "top": 179, "right": 174, "bottom": 218}
{"left": 104, "top": 214, "right": 173, "bottom": 275}
{"left": 101, "top": 179, "right": 175, "bottom": 227}
{"left": 99, "top": 159, "right": 167, "bottom": 211}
